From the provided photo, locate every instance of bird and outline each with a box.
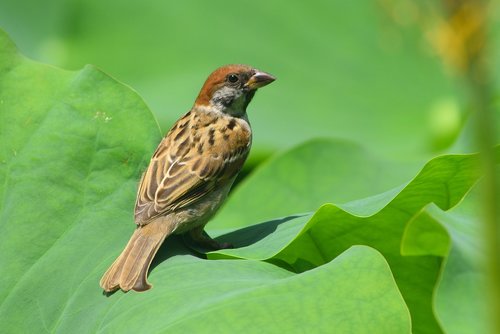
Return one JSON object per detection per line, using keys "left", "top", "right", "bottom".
{"left": 100, "top": 64, "right": 275, "bottom": 293}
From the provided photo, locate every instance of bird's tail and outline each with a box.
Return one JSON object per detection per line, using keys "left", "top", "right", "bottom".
{"left": 100, "top": 218, "right": 174, "bottom": 292}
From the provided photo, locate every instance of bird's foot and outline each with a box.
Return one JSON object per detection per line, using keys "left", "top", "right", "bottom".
{"left": 188, "top": 226, "right": 233, "bottom": 250}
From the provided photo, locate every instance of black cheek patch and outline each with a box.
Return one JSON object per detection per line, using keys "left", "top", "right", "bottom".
{"left": 213, "top": 94, "right": 234, "bottom": 108}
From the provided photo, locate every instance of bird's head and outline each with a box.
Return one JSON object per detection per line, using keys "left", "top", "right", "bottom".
{"left": 194, "top": 64, "right": 276, "bottom": 116}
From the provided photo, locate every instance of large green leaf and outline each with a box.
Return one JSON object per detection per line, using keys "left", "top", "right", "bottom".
{"left": 401, "top": 184, "right": 493, "bottom": 334}
{"left": 210, "top": 148, "right": 497, "bottom": 334}
{"left": 211, "top": 138, "right": 422, "bottom": 230}
{"left": 3, "top": 241, "right": 412, "bottom": 333}
{"left": 0, "top": 30, "right": 161, "bottom": 303}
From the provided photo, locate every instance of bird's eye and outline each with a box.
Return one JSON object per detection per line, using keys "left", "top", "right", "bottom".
{"left": 227, "top": 74, "right": 239, "bottom": 83}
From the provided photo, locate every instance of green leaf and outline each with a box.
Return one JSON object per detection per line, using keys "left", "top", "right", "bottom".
{"left": 210, "top": 148, "right": 497, "bottom": 333}
{"left": 105, "top": 245, "right": 410, "bottom": 333}
{"left": 405, "top": 186, "right": 492, "bottom": 334}
{"left": 212, "top": 138, "right": 422, "bottom": 230}
{"left": 401, "top": 209, "right": 450, "bottom": 257}
{"left": 0, "top": 29, "right": 161, "bottom": 302}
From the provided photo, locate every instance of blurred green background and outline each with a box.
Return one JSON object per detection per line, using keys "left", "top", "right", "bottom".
{"left": 3, "top": 0, "right": 497, "bottom": 164}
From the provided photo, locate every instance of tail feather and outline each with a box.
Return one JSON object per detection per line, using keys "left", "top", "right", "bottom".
{"left": 100, "top": 218, "right": 174, "bottom": 292}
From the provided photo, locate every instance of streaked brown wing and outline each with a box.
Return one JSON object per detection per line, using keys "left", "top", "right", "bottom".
{"left": 134, "top": 111, "right": 250, "bottom": 225}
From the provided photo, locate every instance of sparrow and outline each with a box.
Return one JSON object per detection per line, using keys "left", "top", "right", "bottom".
{"left": 100, "top": 64, "right": 275, "bottom": 293}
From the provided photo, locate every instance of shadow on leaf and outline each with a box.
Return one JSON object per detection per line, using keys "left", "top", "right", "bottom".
{"left": 185, "top": 214, "right": 307, "bottom": 255}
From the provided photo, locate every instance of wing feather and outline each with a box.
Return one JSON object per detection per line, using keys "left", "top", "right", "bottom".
{"left": 134, "top": 110, "right": 251, "bottom": 225}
